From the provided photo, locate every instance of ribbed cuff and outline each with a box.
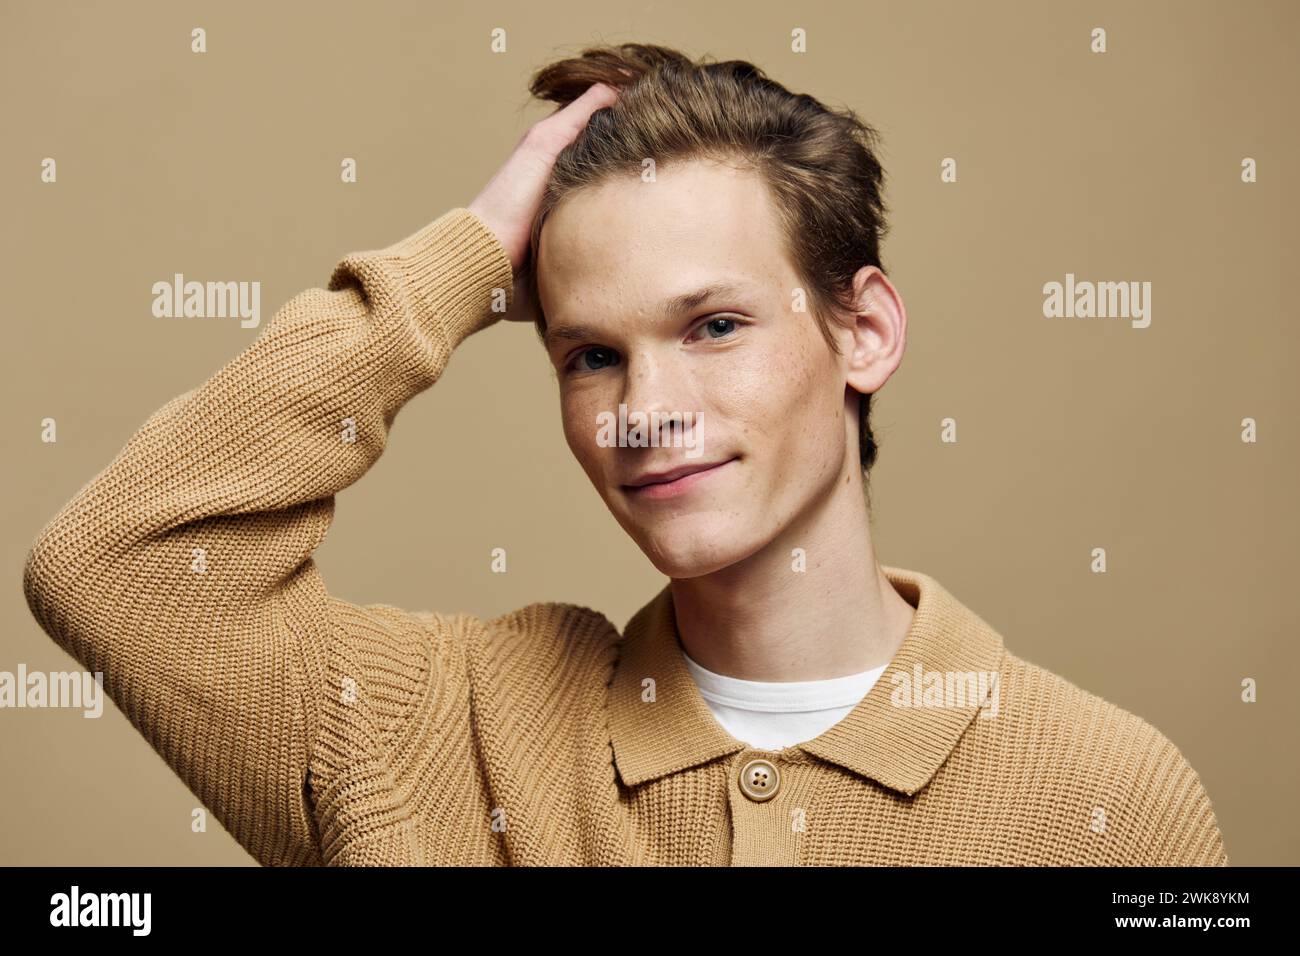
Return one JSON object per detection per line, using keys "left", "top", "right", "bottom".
{"left": 375, "top": 207, "right": 515, "bottom": 349}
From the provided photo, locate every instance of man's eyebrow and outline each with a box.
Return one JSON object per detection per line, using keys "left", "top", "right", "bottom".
{"left": 543, "top": 323, "right": 603, "bottom": 350}
{"left": 661, "top": 280, "right": 755, "bottom": 316}
{"left": 544, "top": 281, "right": 756, "bottom": 351}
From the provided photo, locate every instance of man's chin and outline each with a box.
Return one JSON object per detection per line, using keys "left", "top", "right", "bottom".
{"left": 647, "top": 553, "right": 734, "bottom": 580}
{"left": 630, "top": 522, "right": 758, "bottom": 580}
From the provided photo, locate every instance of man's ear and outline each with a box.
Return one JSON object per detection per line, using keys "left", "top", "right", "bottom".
{"left": 841, "top": 264, "right": 907, "bottom": 397}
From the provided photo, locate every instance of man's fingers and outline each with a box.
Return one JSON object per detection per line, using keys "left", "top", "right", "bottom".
{"left": 545, "top": 82, "right": 620, "bottom": 139}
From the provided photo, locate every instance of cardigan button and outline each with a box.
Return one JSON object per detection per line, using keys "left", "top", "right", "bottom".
{"left": 738, "top": 758, "right": 781, "bottom": 802}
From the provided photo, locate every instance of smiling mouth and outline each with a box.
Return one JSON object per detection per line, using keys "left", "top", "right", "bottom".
{"left": 622, "top": 457, "right": 738, "bottom": 500}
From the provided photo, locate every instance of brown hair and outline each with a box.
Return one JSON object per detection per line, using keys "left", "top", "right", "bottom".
{"left": 526, "top": 43, "right": 890, "bottom": 486}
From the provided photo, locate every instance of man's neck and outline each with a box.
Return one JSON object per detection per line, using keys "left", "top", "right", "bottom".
{"left": 669, "top": 470, "right": 915, "bottom": 683}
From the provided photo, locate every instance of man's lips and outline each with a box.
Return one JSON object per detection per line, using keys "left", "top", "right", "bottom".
{"left": 621, "top": 457, "right": 738, "bottom": 499}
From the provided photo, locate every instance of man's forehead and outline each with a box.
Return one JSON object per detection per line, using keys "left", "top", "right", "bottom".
{"left": 537, "top": 162, "right": 790, "bottom": 333}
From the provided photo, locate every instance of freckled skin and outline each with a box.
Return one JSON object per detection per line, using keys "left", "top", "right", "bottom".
{"left": 536, "top": 158, "right": 890, "bottom": 579}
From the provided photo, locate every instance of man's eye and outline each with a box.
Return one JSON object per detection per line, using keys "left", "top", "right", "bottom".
{"left": 695, "top": 317, "right": 740, "bottom": 339}
{"left": 565, "top": 319, "right": 741, "bottom": 373}
{"left": 568, "top": 346, "right": 621, "bottom": 373}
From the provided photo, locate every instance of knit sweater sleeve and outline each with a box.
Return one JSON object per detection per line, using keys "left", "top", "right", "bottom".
{"left": 1132, "top": 736, "right": 1230, "bottom": 866}
{"left": 21, "top": 208, "right": 514, "bottom": 866}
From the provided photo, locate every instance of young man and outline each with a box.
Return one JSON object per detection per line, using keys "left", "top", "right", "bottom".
{"left": 23, "top": 49, "right": 1227, "bottom": 866}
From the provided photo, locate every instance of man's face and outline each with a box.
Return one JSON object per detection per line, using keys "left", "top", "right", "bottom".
{"left": 536, "top": 158, "right": 858, "bottom": 579}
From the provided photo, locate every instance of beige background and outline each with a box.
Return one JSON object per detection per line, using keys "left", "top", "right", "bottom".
{"left": 2, "top": 0, "right": 1296, "bottom": 865}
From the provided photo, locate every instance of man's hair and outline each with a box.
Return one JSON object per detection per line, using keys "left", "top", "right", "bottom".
{"left": 525, "top": 42, "right": 891, "bottom": 484}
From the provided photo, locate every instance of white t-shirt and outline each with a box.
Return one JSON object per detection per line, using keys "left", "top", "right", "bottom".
{"left": 681, "top": 650, "right": 888, "bottom": 752}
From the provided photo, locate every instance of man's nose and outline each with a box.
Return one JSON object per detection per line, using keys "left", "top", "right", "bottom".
{"left": 620, "top": 356, "right": 701, "bottom": 449}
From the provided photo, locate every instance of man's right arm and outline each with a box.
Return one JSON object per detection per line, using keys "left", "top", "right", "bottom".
{"left": 22, "top": 208, "right": 513, "bottom": 865}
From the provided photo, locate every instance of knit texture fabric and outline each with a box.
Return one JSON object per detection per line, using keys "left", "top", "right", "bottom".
{"left": 22, "top": 208, "right": 1229, "bottom": 866}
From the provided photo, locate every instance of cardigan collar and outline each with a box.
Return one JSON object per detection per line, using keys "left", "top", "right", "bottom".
{"left": 607, "top": 565, "right": 1005, "bottom": 796}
